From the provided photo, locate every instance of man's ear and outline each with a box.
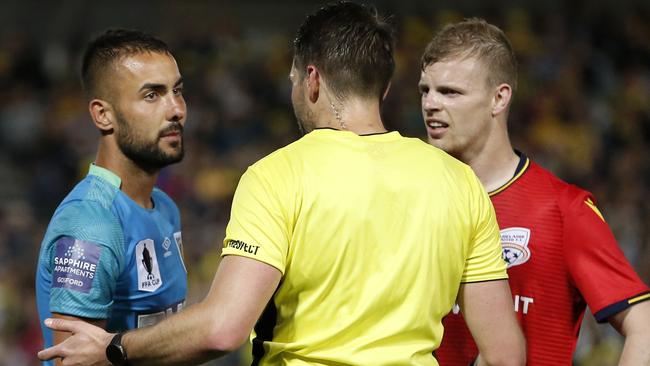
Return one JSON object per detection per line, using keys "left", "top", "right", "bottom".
{"left": 89, "top": 99, "right": 115, "bottom": 133}
{"left": 306, "top": 65, "right": 320, "bottom": 103}
{"left": 492, "top": 83, "right": 512, "bottom": 117}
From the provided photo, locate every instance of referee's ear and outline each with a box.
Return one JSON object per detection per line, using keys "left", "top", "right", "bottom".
{"left": 88, "top": 98, "right": 115, "bottom": 133}
{"left": 306, "top": 65, "right": 321, "bottom": 103}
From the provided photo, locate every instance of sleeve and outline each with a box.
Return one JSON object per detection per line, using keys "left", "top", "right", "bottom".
{"left": 563, "top": 190, "right": 650, "bottom": 322}
{"left": 461, "top": 167, "right": 509, "bottom": 283}
{"left": 46, "top": 201, "right": 125, "bottom": 319}
{"left": 222, "top": 165, "right": 292, "bottom": 274}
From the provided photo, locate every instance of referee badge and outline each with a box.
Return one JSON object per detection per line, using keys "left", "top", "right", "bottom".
{"left": 500, "top": 227, "right": 531, "bottom": 268}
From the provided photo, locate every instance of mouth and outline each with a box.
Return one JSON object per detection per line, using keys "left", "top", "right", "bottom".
{"left": 159, "top": 125, "right": 183, "bottom": 141}
{"left": 425, "top": 119, "right": 449, "bottom": 139}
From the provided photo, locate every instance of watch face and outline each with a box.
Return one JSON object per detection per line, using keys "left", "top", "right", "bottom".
{"left": 106, "top": 343, "right": 126, "bottom": 364}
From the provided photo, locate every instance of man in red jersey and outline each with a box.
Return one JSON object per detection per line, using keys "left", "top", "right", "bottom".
{"left": 419, "top": 18, "right": 650, "bottom": 365}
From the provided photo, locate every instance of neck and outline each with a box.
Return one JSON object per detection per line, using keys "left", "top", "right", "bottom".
{"left": 462, "top": 124, "right": 519, "bottom": 193}
{"left": 95, "top": 140, "right": 159, "bottom": 209}
{"left": 320, "top": 96, "right": 387, "bottom": 135}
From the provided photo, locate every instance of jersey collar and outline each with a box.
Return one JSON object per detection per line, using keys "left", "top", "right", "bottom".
{"left": 88, "top": 164, "right": 122, "bottom": 189}
{"left": 311, "top": 127, "right": 400, "bottom": 141}
{"left": 488, "top": 151, "right": 529, "bottom": 197}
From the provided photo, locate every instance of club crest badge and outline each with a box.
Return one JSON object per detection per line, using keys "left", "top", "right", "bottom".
{"left": 136, "top": 239, "right": 162, "bottom": 292}
{"left": 500, "top": 227, "right": 532, "bottom": 268}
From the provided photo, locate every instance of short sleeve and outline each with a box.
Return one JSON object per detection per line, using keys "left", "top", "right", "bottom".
{"left": 563, "top": 193, "right": 650, "bottom": 322}
{"left": 45, "top": 201, "right": 124, "bottom": 319}
{"left": 222, "top": 166, "right": 292, "bottom": 274}
{"left": 461, "top": 168, "right": 509, "bottom": 283}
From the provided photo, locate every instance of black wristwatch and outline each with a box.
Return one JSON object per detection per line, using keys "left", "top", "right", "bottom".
{"left": 106, "top": 332, "right": 130, "bottom": 365}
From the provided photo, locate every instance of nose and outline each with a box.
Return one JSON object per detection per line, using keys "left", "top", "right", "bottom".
{"left": 422, "top": 92, "right": 441, "bottom": 114}
{"left": 167, "top": 94, "right": 186, "bottom": 123}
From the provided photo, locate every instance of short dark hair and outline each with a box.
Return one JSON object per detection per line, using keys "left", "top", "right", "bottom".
{"left": 293, "top": 1, "right": 395, "bottom": 101}
{"left": 81, "top": 29, "right": 171, "bottom": 99}
{"left": 421, "top": 18, "right": 518, "bottom": 92}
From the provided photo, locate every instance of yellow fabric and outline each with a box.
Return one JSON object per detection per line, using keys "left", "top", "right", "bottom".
{"left": 584, "top": 198, "right": 605, "bottom": 222}
{"left": 223, "top": 129, "right": 506, "bottom": 365}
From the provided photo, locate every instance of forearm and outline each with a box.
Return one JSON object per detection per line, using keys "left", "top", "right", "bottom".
{"left": 460, "top": 281, "right": 526, "bottom": 366}
{"left": 617, "top": 332, "right": 650, "bottom": 366}
{"left": 610, "top": 301, "right": 650, "bottom": 366}
{"left": 123, "top": 301, "right": 228, "bottom": 366}
{"left": 123, "top": 256, "right": 281, "bottom": 365}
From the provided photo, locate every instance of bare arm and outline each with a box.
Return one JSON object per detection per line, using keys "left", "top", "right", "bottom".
{"left": 39, "top": 255, "right": 282, "bottom": 366}
{"left": 609, "top": 301, "right": 650, "bottom": 366}
{"left": 458, "top": 280, "right": 525, "bottom": 366}
{"left": 51, "top": 313, "right": 106, "bottom": 366}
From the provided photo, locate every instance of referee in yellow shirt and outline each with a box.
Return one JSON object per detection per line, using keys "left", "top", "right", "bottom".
{"left": 39, "top": 3, "right": 525, "bottom": 366}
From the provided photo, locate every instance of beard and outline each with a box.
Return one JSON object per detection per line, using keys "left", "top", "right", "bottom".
{"left": 292, "top": 89, "right": 317, "bottom": 135}
{"left": 114, "top": 110, "right": 184, "bottom": 172}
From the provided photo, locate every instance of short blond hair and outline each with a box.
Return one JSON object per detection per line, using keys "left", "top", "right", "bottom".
{"left": 421, "top": 18, "right": 518, "bottom": 92}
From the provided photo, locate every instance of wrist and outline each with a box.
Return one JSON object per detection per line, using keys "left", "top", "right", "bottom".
{"left": 106, "top": 332, "right": 130, "bottom": 365}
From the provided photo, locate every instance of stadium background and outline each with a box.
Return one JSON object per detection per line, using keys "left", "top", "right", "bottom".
{"left": 0, "top": 0, "right": 648, "bottom": 365}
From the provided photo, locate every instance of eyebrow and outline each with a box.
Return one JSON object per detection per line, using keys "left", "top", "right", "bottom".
{"left": 139, "top": 77, "right": 183, "bottom": 92}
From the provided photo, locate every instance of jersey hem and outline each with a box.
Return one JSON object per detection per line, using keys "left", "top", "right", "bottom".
{"left": 220, "top": 251, "right": 285, "bottom": 275}
{"left": 460, "top": 276, "right": 509, "bottom": 284}
{"left": 49, "top": 307, "right": 109, "bottom": 320}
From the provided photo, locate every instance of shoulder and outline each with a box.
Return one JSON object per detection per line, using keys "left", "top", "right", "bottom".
{"left": 246, "top": 139, "right": 308, "bottom": 181}
{"left": 46, "top": 177, "right": 125, "bottom": 249}
{"left": 48, "top": 200, "right": 124, "bottom": 244}
{"left": 527, "top": 161, "right": 594, "bottom": 210}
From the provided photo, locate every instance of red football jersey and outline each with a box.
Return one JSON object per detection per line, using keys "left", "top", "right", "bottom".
{"left": 435, "top": 154, "right": 650, "bottom": 365}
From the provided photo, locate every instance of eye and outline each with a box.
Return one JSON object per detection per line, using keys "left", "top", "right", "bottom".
{"left": 173, "top": 87, "right": 183, "bottom": 96}
{"left": 418, "top": 85, "right": 429, "bottom": 96}
{"left": 439, "top": 87, "right": 460, "bottom": 96}
{"left": 144, "top": 91, "right": 158, "bottom": 101}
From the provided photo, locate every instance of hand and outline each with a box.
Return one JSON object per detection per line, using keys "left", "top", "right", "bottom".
{"left": 37, "top": 318, "right": 114, "bottom": 366}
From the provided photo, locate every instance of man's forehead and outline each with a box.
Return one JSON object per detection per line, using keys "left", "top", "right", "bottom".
{"left": 423, "top": 56, "right": 486, "bottom": 81}
{"left": 112, "top": 52, "right": 179, "bottom": 83}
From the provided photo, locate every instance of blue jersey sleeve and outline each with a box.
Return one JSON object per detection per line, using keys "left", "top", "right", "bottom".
{"left": 44, "top": 200, "right": 125, "bottom": 319}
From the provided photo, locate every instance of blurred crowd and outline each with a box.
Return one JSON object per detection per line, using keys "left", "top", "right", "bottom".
{"left": 0, "top": 1, "right": 648, "bottom": 365}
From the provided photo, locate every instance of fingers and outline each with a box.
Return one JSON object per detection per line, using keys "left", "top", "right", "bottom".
{"left": 37, "top": 343, "right": 64, "bottom": 361}
{"left": 44, "top": 317, "right": 83, "bottom": 333}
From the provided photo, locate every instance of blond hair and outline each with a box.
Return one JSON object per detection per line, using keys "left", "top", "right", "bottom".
{"left": 421, "top": 18, "right": 518, "bottom": 92}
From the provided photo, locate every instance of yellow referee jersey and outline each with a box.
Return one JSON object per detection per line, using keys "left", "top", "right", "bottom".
{"left": 222, "top": 128, "right": 506, "bottom": 365}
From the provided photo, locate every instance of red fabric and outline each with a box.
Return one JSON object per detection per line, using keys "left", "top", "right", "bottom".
{"left": 436, "top": 160, "right": 649, "bottom": 366}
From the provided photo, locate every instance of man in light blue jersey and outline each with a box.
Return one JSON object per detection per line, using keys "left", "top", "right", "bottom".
{"left": 35, "top": 29, "right": 188, "bottom": 365}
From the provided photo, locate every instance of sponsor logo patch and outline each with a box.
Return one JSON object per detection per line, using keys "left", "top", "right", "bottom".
{"left": 162, "top": 237, "right": 172, "bottom": 258}
{"left": 52, "top": 237, "right": 101, "bottom": 293}
{"left": 136, "top": 239, "right": 162, "bottom": 292}
{"left": 500, "top": 227, "right": 532, "bottom": 268}
{"left": 227, "top": 240, "right": 260, "bottom": 255}
{"left": 173, "top": 231, "right": 186, "bottom": 272}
